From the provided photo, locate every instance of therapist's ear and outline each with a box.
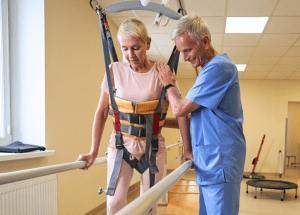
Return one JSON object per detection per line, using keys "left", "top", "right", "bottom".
{"left": 202, "top": 35, "right": 211, "bottom": 48}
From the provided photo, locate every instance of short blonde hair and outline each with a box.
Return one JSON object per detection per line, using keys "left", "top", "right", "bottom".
{"left": 118, "top": 18, "right": 149, "bottom": 45}
{"left": 171, "top": 15, "right": 211, "bottom": 43}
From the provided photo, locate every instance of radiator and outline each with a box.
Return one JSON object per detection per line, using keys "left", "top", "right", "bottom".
{"left": 0, "top": 174, "right": 57, "bottom": 215}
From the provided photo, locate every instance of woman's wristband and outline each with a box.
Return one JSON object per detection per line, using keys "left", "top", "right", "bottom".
{"left": 165, "top": 84, "right": 175, "bottom": 90}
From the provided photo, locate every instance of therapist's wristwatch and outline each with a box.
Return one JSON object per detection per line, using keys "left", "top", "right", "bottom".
{"left": 165, "top": 84, "right": 175, "bottom": 90}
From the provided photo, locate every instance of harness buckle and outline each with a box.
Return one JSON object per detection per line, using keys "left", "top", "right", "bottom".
{"left": 151, "top": 139, "right": 159, "bottom": 152}
{"left": 138, "top": 115, "right": 146, "bottom": 124}
{"left": 138, "top": 127, "right": 146, "bottom": 137}
{"left": 115, "top": 131, "right": 124, "bottom": 149}
{"left": 109, "top": 107, "right": 113, "bottom": 116}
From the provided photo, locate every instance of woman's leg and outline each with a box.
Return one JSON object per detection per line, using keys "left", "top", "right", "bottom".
{"left": 107, "top": 148, "right": 134, "bottom": 215}
{"left": 140, "top": 147, "right": 166, "bottom": 215}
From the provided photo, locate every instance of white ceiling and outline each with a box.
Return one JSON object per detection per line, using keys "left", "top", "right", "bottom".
{"left": 100, "top": 0, "right": 300, "bottom": 80}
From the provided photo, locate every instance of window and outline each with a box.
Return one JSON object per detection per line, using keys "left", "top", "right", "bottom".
{"left": 0, "top": 0, "right": 12, "bottom": 146}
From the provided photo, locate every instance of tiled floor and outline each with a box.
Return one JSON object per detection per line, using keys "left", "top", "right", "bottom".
{"left": 98, "top": 166, "right": 300, "bottom": 214}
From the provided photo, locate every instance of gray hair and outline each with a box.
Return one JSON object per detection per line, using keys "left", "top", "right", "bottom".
{"left": 171, "top": 15, "right": 211, "bottom": 43}
{"left": 118, "top": 18, "right": 149, "bottom": 45}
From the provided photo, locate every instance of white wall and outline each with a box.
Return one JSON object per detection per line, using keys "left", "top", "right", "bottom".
{"left": 9, "top": 0, "right": 45, "bottom": 146}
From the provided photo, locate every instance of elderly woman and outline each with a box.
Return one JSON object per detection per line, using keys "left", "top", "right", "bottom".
{"left": 77, "top": 18, "right": 192, "bottom": 214}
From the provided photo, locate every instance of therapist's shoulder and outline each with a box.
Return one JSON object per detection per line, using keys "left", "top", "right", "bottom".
{"left": 215, "top": 54, "right": 238, "bottom": 74}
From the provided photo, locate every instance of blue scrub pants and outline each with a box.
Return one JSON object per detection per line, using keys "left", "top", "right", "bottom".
{"left": 199, "top": 182, "right": 241, "bottom": 215}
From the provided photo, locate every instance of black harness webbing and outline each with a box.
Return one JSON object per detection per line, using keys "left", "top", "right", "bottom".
{"left": 147, "top": 46, "right": 180, "bottom": 188}
{"left": 91, "top": 1, "right": 180, "bottom": 196}
{"left": 110, "top": 108, "right": 167, "bottom": 126}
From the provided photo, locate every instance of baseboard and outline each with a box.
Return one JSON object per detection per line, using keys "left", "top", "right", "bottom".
{"left": 85, "top": 201, "right": 106, "bottom": 215}
{"left": 157, "top": 203, "right": 168, "bottom": 207}
{"left": 85, "top": 181, "right": 140, "bottom": 215}
{"left": 128, "top": 181, "right": 140, "bottom": 195}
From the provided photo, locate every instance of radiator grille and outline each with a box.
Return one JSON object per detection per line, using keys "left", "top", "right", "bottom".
{"left": 0, "top": 174, "right": 57, "bottom": 215}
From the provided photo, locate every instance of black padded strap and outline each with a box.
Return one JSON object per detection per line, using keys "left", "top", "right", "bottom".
{"left": 102, "top": 13, "right": 119, "bottom": 62}
{"left": 110, "top": 109, "right": 167, "bottom": 124}
{"left": 147, "top": 46, "right": 180, "bottom": 189}
{"left": 154, "top": 45, "right": 180, "bottom": 115}
{"left": 113, "top": 123, "right": 163, "bottom": 138}
{"left": 144, "top": 115, "right": 154, "bottom": 161}
{"left": 168, "top": 46, "right": 180, "bottom": 75}
{"left": 99, "top": 14, "right": 118, "bottom": 111}
{"left": 123, "top": 149, "right": 149, "bottom": 174}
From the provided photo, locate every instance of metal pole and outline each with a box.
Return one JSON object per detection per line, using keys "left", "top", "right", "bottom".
{"left": 115, "top": 160, "right": 193, "bottom": 215}
{"left": 0, "top": 141, "right": 183, "bottom": 187}
{"left": 0, "top": 157, "right": 107, "bottom": 186}
{"left": 284, "top": 118, "right": 288, "bottom": 174}
{"left": 279, "top": 150, "right": 282, "bottom": 177}
{"left": 178, "top": 144, "right": 182, "bottom": 167}
{"left": 166, "top": 141, "right": 183, "bottom": 149}
{"left": 158, "top": 151, "right": 169, "bottom": 205}
{"left": 158, "top": 141, "right": 183, "bottom": 205}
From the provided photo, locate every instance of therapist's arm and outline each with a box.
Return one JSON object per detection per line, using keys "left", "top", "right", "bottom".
{"left": 154, "top": 62, "right": 200, "bottom": 117}
{"left": 177, "top": 115, "right": 193, "bottom": 162}
{"left": 164, "top": 116, "right": 193, "bottom": 161}
{"left": 166, "top": 87, "right": 200, "bottom": 117}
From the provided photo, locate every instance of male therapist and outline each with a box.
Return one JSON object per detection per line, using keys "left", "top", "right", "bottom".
{"left": 154, "top": 15, "right": 246, "bottom": 215}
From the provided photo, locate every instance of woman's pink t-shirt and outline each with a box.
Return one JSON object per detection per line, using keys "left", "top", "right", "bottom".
{"left": 101, "top": 62, "right": 179, "bottom": 157}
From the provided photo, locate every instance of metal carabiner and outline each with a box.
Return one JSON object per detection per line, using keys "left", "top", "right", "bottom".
{"left": 89, "top": 0, "right": 102, "bottom": 15}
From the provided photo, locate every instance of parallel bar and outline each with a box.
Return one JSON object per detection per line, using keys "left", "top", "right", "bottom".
{"left": 0, "top": 140, "right": 182, "bottom": 187}
{"left": 116, "top": 160, "right": 193, "bottom": 215}
{"left": 0, "top": 157, "right": 107, "bottom": 186}
{"left": 166, "top": 141, "right": 183, "bottom": 149}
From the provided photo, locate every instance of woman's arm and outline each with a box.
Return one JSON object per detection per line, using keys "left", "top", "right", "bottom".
{"left": 77, "top": 90, "right": 110, "bottom": 170}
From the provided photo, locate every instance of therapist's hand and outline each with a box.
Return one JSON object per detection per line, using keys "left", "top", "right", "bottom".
{"left": 154, "top": 62, "right": 176, "bottom": 87}
{"left": 183, "top": 151, "right": 193, "bottom": 163}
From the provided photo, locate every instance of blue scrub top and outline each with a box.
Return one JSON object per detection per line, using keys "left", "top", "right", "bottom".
{"left": 186, "top": 53, "right": 246, "bottom": 185}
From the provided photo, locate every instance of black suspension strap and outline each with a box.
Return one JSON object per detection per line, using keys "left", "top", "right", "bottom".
{"left": 147, "top": 46, "right": 180, "bottom": 188}
{"left": 90, "top": 0, "right": 123, "bottom": 196}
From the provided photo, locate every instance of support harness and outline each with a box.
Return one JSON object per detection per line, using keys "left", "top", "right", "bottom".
{"left": 90, "top": 0, "right": 180, "bottom": 196}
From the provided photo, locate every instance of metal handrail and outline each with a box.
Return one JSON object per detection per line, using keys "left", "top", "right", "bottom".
{"left": 116, "top": 160, "right": 193, "bottom": 215}
{"left": 166, "top": 140, "right": 183, "bottom": 149}
{"left": 0, "top": 157, "right": 107, "bottom": 186}
{"left": 0, "top": 141, "right": 183, "bottom": 186}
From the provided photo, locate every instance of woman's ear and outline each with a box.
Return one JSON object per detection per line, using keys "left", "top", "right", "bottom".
{"left": 146, "top": 37, "right": 151, "bottom": 50}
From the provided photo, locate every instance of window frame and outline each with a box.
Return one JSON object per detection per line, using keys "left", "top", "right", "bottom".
{"left": 0, "top": 0, "right": 12, "bottom": 146}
